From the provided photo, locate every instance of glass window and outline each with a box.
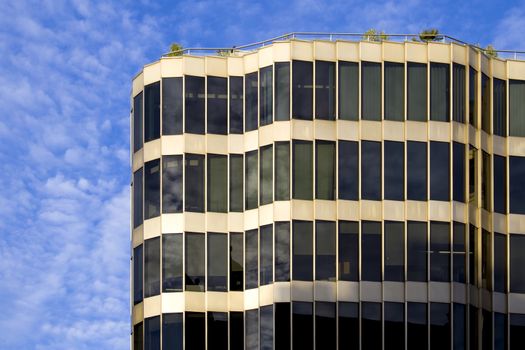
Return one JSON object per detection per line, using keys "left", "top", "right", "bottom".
{"left": 260, "top": 65, "right": 273, "bottom": 126}
{"left": 361, "top": 141, "right": 381, "bottom": 200}
{"left": 134, "top": 322, "right": 143, "bottom": 350}
{"left": 453, "top": 222, "right": 466, "bottom": 283}
{"left": 338, "top": 302, "right": 359, "bottom": 349}
{"left": 362, "top": 221, "right": 381, "bottom": 282}
{"left": 408, "top": 221, "right": 427, "bottom": 281}
{"left": 384, "top": 221, "right": 404, "bottom": 281}
{"left": 292, "top": 60, "right": 313, "bottom": 120}
{"left": 162, "top": 155, "right": 182, "bottom": 213}
{"left": 482, "top": 229, "right": 491, "bottom": 290}
{"left": 315, "top": 302, "right": 336, "bottom": 349}
{"left": 384, "top": 62, "right": 404, "bottom": 121}
{"left": 453, "top": 142, "right": 466, "bottom": 202}
{"left": 230, "top": 312, "right": 244, "bottom": 350}
{"left": 185, "top": 76, "right": 205, "bottom": 134}
{"left": 144, "top": 159, "right": 160, "bottom": 220}
{"left": 408, "top": 302, "right": 427, "bottom": 350}
{"left": 453, "top": 303, "right": 466, "bottom": 350}
{"left": 275, "top": 141, "right": 290, "bottom": 201}
{"left": 494, "top": 155, "right": 507, "bottom": 214}
{"left": 162, "top": 233, "right": 182, "bottom": 292}
{"left": 408, "top": 62, "right": 427, "bottom": 121}
{"left": 185, "top": 154, "right": 204, "bottom": 212}
{"left": 293, "top": 140, "right": 313, "bottom": 200}
{"left": 185, "top": 312, "right": 205, "bottom": 350}
{"left": 315, "top": 140, "right": 335, "bottom": 200}
{"left": 133, "top": 92, "right": 143, "bottom": 152}
{"left": 339, "top": 221, "right": 359, "bottom": 281}
{"left": 482, "top": 151, "right": 491, "bottom": 211}
{"left": 385, "top": 302, "right": 405, "bottom": 350}
{"left": 481, "top": 73, "right": 491, "bottom": 133}
{"left": 144, "top": 316, "right": 160, "bottom": 350}
{"left": 494, "top": 312, "right": 507, "bottom": 350}
{"left": 260, "top": 145, "right": 273, "bottom": 206}
{"left": 482, "top": 309, "right": 493, "bottom": 350}
{"left": 315, "top": 221, "right": 336, "bottom": 281}
{"left": 260, "top": 224, "right": 273, "bottom": 285}
{"left": 245, "top": 72, "right": 258, "bottom": 131}
{"left": 275, "top": 62, "right": 290, "bottom": 121}
{"left": 275, "top": 222, "right": 290, "bottom": 282}
{"left": 384, "top": 140, "right": 404, "bottom": 200}
{"left": 207, "top": 233, "right": 227, "bottom": 291}
{"left": 430, "top": 141, "right": 450, "bottom": 201}
{"left": 469, "top": 306, "right": 479, "bottom": 350}
{"left": 430, "top": 63, "right": 450, "bottom": 122}
{"left": 162, "top": 77, "right": 182, "bottom": 135}
{"left": 361, "top": 61, "right": 381, "bottom": 121}
{"left": 338, "top": 61, "right": 359, "bottom": 120}
{"left": 246, "top": 309, "right": 259, "bottom": 350}
{"left": 207, "top": 154, "right": 227, "bottom": 212}
{"left": 229, "top": 76, "right": 244, "bottom": 134}
{"left": 208, "top": 312, "right": 227, "bottom": 350}
{"left": 510, "top": 314, "right": 525, "bottom": 350}
{"left": 453, "top": 63, "right": 466, "bottom": 123}
{"left": 494, "top": 233, "right": 506, "bottom": 293}
{"left": 469, "top": 146, "right": 477, "bottom": 204}
{"left": 133, "top": 245, "right": 143, "bottom": 304}
{"left": 293, "top": 302, "right": 313, "bottom": 350}
{"left": 510, "top": 79, "right": 525, "bottom": 136}
{"left": 275, "top": 303, "right": 290, "bottom": 349}
{"left": 430, "top": 222, "right": 450, "bottom": 282}
{"left": 245, "top": 150, "right": 258, "bottom": 210}
{"left": 207, "top": 76, "right": 227, "bottom": 135}
{"left": 510, "top": 234, "right": 525, "bottom": 293}
{"left": 493, "top": 78, "right": 507, "bottom": 136}
{"left": 229, "top": 154, "right": 243, "bottom": 212}
{"left": 260, "top": 305, "right": 273, "bottom": 350}
{"left": 407, "top": 141, "right": 427, "bottom": 201}
{"left": 245, "top": 229, "right": 258, "bottom": 289}
{"left": 469, "top": 225, "right": 477, "bottom": 285}
{"left": 362, "top": 302, "right": 382, "bottom": 349}
{"left": 185, "top": 233, "right": 205, "bottom": 291}
{"left": 230, "top": 232, "right": 243, "bottom": 291}
{"left": 133, "top": 168, "right": 143, "bottom": 228}
{"left": 338, "top": 140, "right": 359, "bottom": 200}
{"left": 144, "top": 82, "right": 160, "bottom": 142}
{"left": 469, "top": 67, "right": 478, "bottom": 127}
{"left": 315, "top": 60, "right": 335, "bottom": 120}
{"left": 162, "top": 313, "right": 183, "bottom": 350}
{"left": 510, "top": 156, "right": 525, "bottom": 214}
{"left": 293, "top": 220, "right": 313, "bottom": 281}
{"left": 430, "top": 303, "right": 450, "bottom": 350}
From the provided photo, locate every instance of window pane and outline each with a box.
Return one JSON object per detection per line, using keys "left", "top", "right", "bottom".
{"left": 385, "top": 302, "right": 405, "bottom": 350}
{"left": 260, "top": 305, "right": 273, "bottom": 350}
{"left": 338, "top": 302, "right": 359, "bottom": 349}
{"left": 510, "top": 79, "right": 525, "bottom": 136}
{"left": 338, "top": 140, "right": 359, "bottom": 200}
{"left": 482, "top": 229, "right": 491, "bottom": 289}
{"left": 315, "top": 140, "right": 335, "bottom": 200}
{"left": 275, "top": 303, "right": 291, "bottom": 348}
{"left": 430, "top": 221, "right": 450, "bottom": 282}
{"left": 384, "top": 62, "right": 404, "bottom": 121}
{"left": 275, "top": 141, "right": 290, "bottom": 201}
{"left": 315, "top": 60, "right": 335, "bottom": 120}
{"left": 407, "top": 141, "right": 427, "bottom": 201}
{"left": 144, "top": 316, "right": 160, "bottom": 350}
{"left": 510, "top": 314, "right": 525, "bottom": 350}
{"left": 185, "top": 76, "right": 205, "bottom": 134}
{"left": 275, "top": 62, "right": 290, "bottom": 121}
{"left": 494, "top": 155, "right": 507, "bottom": 214}
{"left": 230, "top": 312, "right": 244, "bottom": 350}
{"left": 292, "top": 60, "right": 313, "bottom": 120}
{"left": 144, "top": 82, "right": 160, "bottom": 142}
{"left": 162, "top": 313, "right": 183, "bottom": 350}
{"left": 162, "top": 77, "right": 182, "bottom": 135}
{"left": 338, "top": 221, "right": 359, "bottom": 281}
{"left": 510, "top": 156, "right": 525, "bottom": 214}
{"left": 134, "top": 168, "right": 143, "bottom": 228}
{"left": 453, "top": 142, "right": 466, "bottom": 202}
{"left": 338, "top": 61, "right": 359, "bottom": 120}
{"left": 493, "top": 78, "right": 507, "bottom": 136}
{"left": 162, "top": 233, "right": 182, "bottom": 292}
{"left": 384, "top": 221, "right": 404, "bottom": 282}
{"left": 362, "top": 221, "right": 381, "bottom": 282}
{"left": 481, "top": 73, "right": 491, "bottom": 133}
{"left": 229, "top": 154, "right": 243, "bottom": 212}
{"left": 469, "top": 225, "right": 477, "bottom": 285}
{"left": 361, "top": 61, "right": 381, "bottom": 120}
{"left": 260, "top": 224, "right": 273, "bottom": 285}
{"left": 134, "top": 92, "right": 143, "bottom": 152}
{"left": 408, "top": 221, "right": 427, "bottom": 281}
{"left": 315, "top": 302, "right": 336, "bottom": 349}
{"left": 275, "top": 222, "right": 290, "bottom": 282}
{"left": 469, "top": 67, "right": 478, "bottom": 127}
{"left": 408, "top": 302, "right": 427, "bottom": 350}
{"left": 510, "top": 234, "right": 525, "bottom": 293}
{"left": 469, "top": 146, "right": 477, "bottom": 204}
{"left": 362, "top": 302, "right": 382, "bottom": 349}
{"left": 482, "top": 309, "right": 492, "bottom": 350}
{"left": 145, "top": 159, "right": 160, "bottom": 220}
{"left": 246, "top": 309, "right": 259, "bottom": 350}
{"left": 185, "top": 154, "right": 204, "bottom": 212}
{"left": 229, "top": 76, "right": 244, "bottom": 134}
{"left": 293, "top": 302, "right": 313, "bottom": 350}
{"left": 208, "top": 312, "right": 228, "bottom": 350}
{"left": 453, "top": 303, "right": 466, "bottom": 350}
{"left": 245, "top": 72, "right": 258, "bottom": 131}
{"left": 453, "top": 222, "right": 466, "bottom": 283}
{"left": 293, "top": 140, "right": 313, "bottom": 200}
{"left": 162, "top": 155, "right": 182, "bottom": 213}
{"left": 430, "top": 63, "right": 450, "bottom": 122}
{"left": 207, "top": 233, "right": 227, "bottom": 291}
{"left": 430, "top": 303, "right": 451, "bottom": 350}
{"left": 361, "top": 141, "right": 381, "bottom": 200}
{"left": 453, "top": 63, "right": 466, "bottom": 123}
{"left": 384, "top": 140, "right": 404, "bottom": 200}
{"left": 133, "top": 245, "right": 143, "bottom": 304}
{"left": 260, "top": 145, "right": 273, "bottom": 205}
{"left": 315, "top": 221, "right": 336, "bottom": 281}
{"left": 482, "top": 151, "right": 491, "bottom": 211}
{"left": 207, "top": 154, "right": 227, "bottom": 212}
{"left": 260, "top": 65, "right": 273, "bottom": 126}
{"left": 245, "top": 150, "right": 258, "bottom": 210}
{"left": 207, "top": 76, "right": 227, "bottom": 134}
{"left": 230, "top": 232, "right": 243, "bottom": 291}
{"left": 185, "top": 313, "right": 205, "bottom": 350}
{"left": 430, "top": 141, "right": 450, "bottom": 201}
{"left": 293, "top": 220, "right": 313, "bottom": 281}
{"left": 408, "top": 62, "right": 427, "bottom": 121}
{"left": 246, "top": 229, "right": 258, "bottom": 289}
{"left": 185, "top": 233, "right": 205, "bottom": 291}
{"left": 494, "top": 312, "right": 507, "bottom": 350}
{"left": 494, "top": 233, "right": 506, "bottom": 293}
{"left": 469, "top": 306, "right": 479, "bottom": 350}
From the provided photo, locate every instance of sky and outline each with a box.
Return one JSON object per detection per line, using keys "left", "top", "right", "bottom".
{"left": 0, "top": 0, "right": 524, "bottom": 349}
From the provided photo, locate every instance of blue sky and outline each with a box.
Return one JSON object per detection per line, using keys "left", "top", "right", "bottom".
{"left": 0, "top": 0, "right": 524, "bottom": 349}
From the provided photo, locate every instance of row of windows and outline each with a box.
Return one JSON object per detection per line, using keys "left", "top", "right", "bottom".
{"left": 133, "top": 303, "right": 525, "bottom": 350}
{"left": 132, "top": 222, "right": 525, "bottom": 304}
{"left": 132, "top": 61, "right": 525, "bottom": 152}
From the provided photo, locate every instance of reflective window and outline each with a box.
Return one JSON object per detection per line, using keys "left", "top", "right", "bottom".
{"left": 275, "top": 142, "right": 290, "bottom": 201}
{"left": 493, "top": 78, "right": 507, "bottom": 136}
{"left": 482, "top": 151, "right": 491, "bottom": 211}
{"left": 453, "top": 142, "right": 466, "bottom": 202}
{"left": 260, "top": 66, "right": 273, "bottom": 126}
{"left": 407, "top": 141, "right": 427, "bottom": 201}
{"left": 481, "top": 73, "right": 491, "bottom": 133}
{"left": 430, "top": 141, "right": 450, "bottom": 201}
{"left": 408, "top": 302, "right": 427, "bottom": 350}
{"left": 275, "top": 222, "right": 290, "bottom": 281}
{"left": 230, "top": 312, "right": 244, "bottom": 350}
{"left": 207, "top": 233, "right": 227, "bottom": 291}
{"left": 494, "top": 233, "right": 506, "bottom": 293}
{"left": 338, "top": 140, "right": 359, "bottom": 200}
{"left": 430, "top": 221, "right": 450, "bottom": 282}
{"left": 430, "top": 63, "right": 450, "bottom": 122}
{"left": 384, "top": 141, "right": 404, "bottom": 200}
{"left": 245, "top": 229, "right": 258, "bottom": 289}
{"left": 408, "top": 221, "right": 427, "bottom": 281}
{"left": 361, "top": 61, "right": 381, "bottom": 120}
{"left": 133, "top": 245, "right": 143, "bottom": 304}
{"left": 338, "top": 61, "right": 359, "bottom": 120}
{"left": 510, "top": 314, "right": 525, "bottom": 350}
{"left": 208, "top": 312, "right": 227, "bottom": 350}
{"left": 162, "top": 233, "right": 182, "bottom": 292}
{"left": 275, "top": 303, "right": 291, "bottom": 348}
{"left": 184, "top": 76, "right": 205, "bottom": 134}
{"left": 338, "top": 302, "right": 359, "bottom": 349}
{"left": 185, "top": 312, "right": 205, "bottom": 350}
{"left": 469, "top": 67, "right": 478, "bottom": 127}
{"left": 510, "top": 79, "right": 525, "bottom": 136}
{"left": 185, "top": 233, "right": 205, "bottom": 291}
{"left": 185, "top": 154, "right": 204, "bottom": 212}
{"left": 470, "top": 306, "right": 479, "bottom": 350}
{"left": 293, "top": 302, "right": 313, "bottom": 350}
{"left": 245, "top": 72, "right": 258, "bottom": 131}
{"left": 494, "top": 312, "right": 507, "bottom": 350}
{"left": 246, "top": 309, "right": 259, "bottom": 350}
{"left": 361, "top": 141, "right": 381, "bottom": 200}
{"left": 384, "top": 221, "right": 404, "bottom": 282}
{"left": 482, "top": 309, "right": 492, "bottom": 350}
{"left": 453, "top": 303, "right": 466, "bottom": 350}
{"left": 293, "top": 220, "right": 313, "bottom": 281}
{"left": 384, "top": 62, "right": 404, "bottom": 121}
{"left": 494, "top": 155, "right": 507, "bottom": 214}
{"left": 275, "top": 62, "right": 290, "bottom": 121}
{"left": 469, "top": 146, "right": 477, "bottom": 203}
{"left": 292, "top": 60, "right": 313, "bottom": 120}
{"left": 260, "top": 145, "right": 273, "bottom": 206}
{"left": 260, "top": 305, "right": 273, "bottom": 350}
{"left": 145, "top": 316, "right": 160, "bottom": 350}
{"left": 162, "top": 77, "right": 182, "bottom": 135}
{"left": 315, "top": 61, "right": 335, "bottom": 120}
{"left": 207, "top": 154, "right": 227, "bottom": 212}
{"left": 144, "top": 82, "right": 160, "bottom": 142}
{"left": 229, "top": 76, "right": 243, "bottom": 134}
{"left": 260, "top": 224, "right": 273, "bottom": 285}
{"left": 315, "top": 302, "right": 336, "bottom": 349}
{"left": 245, "top": 150, "right": 258, "bottom": 210}
{"left": 469, "top": 225, "right": 477, "bottom": 285}
{"left": 362, "top": 302, "right": 382, "bottom": 349}
{"left": 133, "top": 92, "right": 143, "bottom": 152}
{"left": 362, "top": 221, "right": 381, "bottom": 282}
{"left": 482, "top": 229, "right": 491, "bottom": 289}
{"left": 293, "top": 140, "right": 313, "bottom": 200}
{"left": 162, "top": 155, "right": 182, "bottom": 213}
{"left": 207, "top": 76, "right": 227, "bottom": 134}
{"left": 315, "top": 221, "right": 336, "bottom": 281}
{"left": 385, "top": 302, "right": 405, "bottom": 350}
{"left": 408, "top": 62, "right": 427, "bottom": 121}
{"left": 510, "top": 234, "right": 525, "bottom": 293}
{"left": 315, "top": 140, "right": 335, "bottom": 200}
{"left": 339, "top": 221, "right": 359, "bottom": 281}
{"left": 453, "top": 63, "right": 466, "bottom": 123}
{"left": 229, "top": 154, "right": 243, "bottom": 212}
{"left": 133, "top": 168, "right": 143, "bottom": 228}
{"left": 430, "top": 303, "right": 451, "bottom": 350}
{"left": 453, "top": 222, "right": 466, "bottom": 283}
{"left": 510, "top": 156, "right": 525, "bottom": 214}
{"left": 230, "top": 232, "right": 243, "bottom": 291}
{"left": 144, "top": 159, "right": 160, "bottom": 220}
{"left": 134, "top": 322, "right": 143, "bottom": 350}
{"left": 163, "top": 313, "right": 183, "bottom": 350}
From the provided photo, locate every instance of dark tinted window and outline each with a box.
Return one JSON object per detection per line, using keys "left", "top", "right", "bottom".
{"left": 207, "top": 76, "right": 227, "bottom": 134}
{"left": 185, "top": 313, "right": 205, "bottom": 350}
{"left": 482, "top": 309, "right": 492, "bottom": 350}
{"left": 275, "top": 62, "right": 290, "bottom": 121}
{"left": 275, "top": 222, "right": 290, "bottom": 281}
{"left": 453, "top": 303, "right": 466, "bottom": 350}
{"left": 133, "top": 245, "right": 143, "bottom": 304}
{"left": 185, "top": 76, "right": 205, "bottom": 134}
{"left": 315, "top": 61, "right": 335, "bottom": 120}
{"left": 275, "top": 303, "right": 291, "bottom": 349}
{"left": 144, "top": 82, "right": 160, "bottom": 142}
{"left": 494, "top": 155, "right": 507, "bottom": 214}
{"left": 453, "top": 222, "right": 466, "bottom": 283}
{"left": 510, "top": 79, "right": 525, "bottom": 136}
{"left": 144, "top": 159, "right": 160, "bottom": 220}
{"left": 245, "top": 150, "right": 258, "bottom": 210}
{"left": 230, "top": 232, "right": 243, "bottom": 291}
{"left": 144, "top": 316, "right": 160, "bottom": 350}
{"left": 260, "top": 224, "right": 273, "bottom": 285}
{"left": 453, "top": 63, "right": 466, "bottom": 123}
{"left": 408, "top": 221, "right": 427, "bottom": 281}
{"left": 481, "top": 73, "right": 491, "bottom": 133}
{"left": 229, "top": 154, "right": 243, "bottom": 212}
{"left": 134, "top": 92, "right": 143, "bottom": 152}
{"left": 246, "top": 309, "right": 259, "bottom": 350}
{"left": 293, "top": 302, "right": 313, "bottom": 350}
{"left": 494, "top": 312, "right": 507, "bottom": 350}
{"left": 133, "top": 168, "right": 143, "bottom": 228}
{"left": 408, "top": 302, "right": 427, "bottom": 350}
{"left": 338, "top": 302, "right": 359, "bottom": 349}
{"left": 453, "top": 142, "right": 465, "bottom": 202}
{"left": 245, "top": 229, "right": 258, "bottom": 289}
{"left": 339, "top": 221, "right": 359, "bottom": 281}
{"left": 293, "top": 140, "right": 313, "bottom": 200}
{"left": 430, "top": 303, "right": 450, "bottom": 350}
{"left": 362, "top": 221, "right": 381, "bottom": 282}
{"left": 510, "top": 234, "right": 525, "bottom": 293}
{"left": 293, "top": 220, "right": 313, "bottom": 281}
{"left": 408, "top": 62, "right": 427, "bottom": 121}
{"left": 407, "top": 141, "right": 427, "bottom": 200}
{"left": 162, "top": 155, "right": 182, "bottom": 213}
{"left": 162, "top": 77, "right": 182, "bottom": 135}
{"left": 275, "top": 142, "right": 290, "bottom": 201}
{"left": 230, "top": 312, "right": 244, "bottom": 350}
{"left": 260, "top": 66, "right": 273, "bottom": 126}
{"left": 384, "top": 140, "right": 404, "bottom": 200}
{"left": 361, "top": 141, "right": 381, "bottom": 200}
{"left": 315, "top": 221, "right": 336, "bottom": 281}
{"left": 494, "top": 233, "right": 506, "bottom": 293}
{"left": 339, "top": 61, "right": 359, "bottom": 120}
{"left": 384, "top": 62, "right": 404, "bottom": 121}
{"left": 229, "top": 76, "right": 243, "bottom": 134}
{"left": 384, "top": 221, "right": 404, "bottom": 281}
{"left": 385, "top": 302, "right": 405, "bottom": 350}
{"left": 510, "top": 156, "right": 525, "bottom": 214}
{"left": 208, "top": 312, "right": 227, "bottom": 350}
{"left": 260, "top": 305, "right": 273, "bottom": 350}
{"left": 207, "top": 154, "right": 227, "bottom": 212}
{"left": 245, "top": 72, "right": 258, "bottom": 131}
{"left": 469, "top": 146, "right": 477, "bottom": 203}
{"left": 361, "top": 61, "right": 381, "bottom": 120}
{"left": 493, "top": 78, "right": 507, "bottom": 136}
{"left": 430, "top": 141, "right": 450, "bottom": 201}
{"left": 207, "top": 233, "right": 227, "bottom": 291}
{"left": 338, "top": 140, "right": 358, "bottom": 200}
{"left": 260, "top": 145, "right": 273, "bottom": 205}
{"left": 185, "top": 233, "right": 205, "bottom": 291}
{"left": 162, "top": 313, "right": 183, "bottom": 350}
{"left": 469, "top": 225, "right": 477, "bottom": 285}
{"left": 162, "top": 233, "right": 182, "bottom": 292}
{"left": 292, "top": 60, "right": 313, "bottom": 120}
{"left": 362, "top": 302, "right": 382, "bottom": 349}
{"left": 315, "top": 302, "right": 336, "bottom": 349}
{"left": 430, "top": 63, "right": 450, "bottom": 122}
{"left": 482, "top": 229, "right": 491, "bottom": 289}
{"left": 316, "top": 140, "right": 335, "bottom": 200}
{"left": 510, "top": 314, "right": 525, "bottom": 350}
{"left": 185, "top": 154, "right": 204, "bottom": 212}
{"left": 482, "top": 151, "right": 491, "bottom": 211}
{"left": 469, "top": 67, "right": 478, "bottom": 127}
{"left": 430, "top": 222, "right": 450, "bottom": 282}
{"left": 469, "top": 306, "right": 478, "bottom": 349}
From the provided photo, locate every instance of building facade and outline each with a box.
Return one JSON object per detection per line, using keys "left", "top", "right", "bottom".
{"left": 130, "top": 35, "right": 525, "bottom": 349}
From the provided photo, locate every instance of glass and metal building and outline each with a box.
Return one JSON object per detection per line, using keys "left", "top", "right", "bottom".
{"left": 130, "top": 34, "right": 525, "bottom": 349}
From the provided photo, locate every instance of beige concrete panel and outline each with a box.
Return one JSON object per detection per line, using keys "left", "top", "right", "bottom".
{"left": 291, "top": 40, "right": 313, "bottom": 61}
{"left": 133, "top": 303, "right": 144, "bottom": 325}
{"left": 144, "top": 217, "right": 161, "bottom": 240}
{"left": 292, "top": 200, "right": 314, "bottom": 220}
{"left": 406, "top": 121, "right": 428, "bottom": 141}
{"left": 452, "top": 122, "right": 467, "bottom": 144}
{"left": 315, "top": 200, "right": 337, "bottom": 221}
{"left": 162, "top": 135, "right": 184, "bottom": 155}
{"left": 360, "top": 42, "right": 381, "bottom": 62}
{"left": 259, "top": 284, "right": 274, "bottom": 306}
{"left": 428, "top": 282, "right": 451, "bottom": 303}
{"left": 338, "top": 200, "right": 359, "bottom": 221}
{"left": 228, "top": 213, "right": 244, "bottom": 233}
{"left": 492, "top": 59, "right": 506, "bottom": 79}
{"left": 468, "top": 125, "right": 479, "bottom": 148}
{"left": 509, "top": 137, "right": 525, "bottom": 156}
{"left": 229, "top": 291, "right": 244, "bottom": 311}
{"left": 429, "top": 121, "right": 451, "bottom": 142}
{"left": 274, "top": 282, "right": 291, "bottom": 303}
{"left": 406, "top": 201, "right": 428, "bottom": 221}
{"left": 259, "top": 204, "right": 274, "bottom": 226}
{"left": 383, "top": 282, "right": 405, "bottom": 302}
{"left": 207, "top": 213, "right": 228, "bottom": 233}
{"left": 481, "top": 210, "right": 491, "bottom": 232}
{"left": 162, "top": 213, "right": 184, "bottom": 234}
{"left": 337, "top": 120, "right": 359, "bottom": 141}
{"left": 292, "top": 119, "right": 314, "bottom": 140}
{"left": 229, "top": 134, "right": 244, "bottom": 154}
{"left": 405, "top": 42, "right": 427, "bottom": 63}
{"left": 314, "top": 281, "right": 336, "bottom": 301}
{"left": 185, "top": 292, "right": 206, "bottom": 312}
{"left": 336, "top": 41, "right": 359, "bottom": 62}
{"left": 143, "top": 61, "right": 161, "bottom": 86}
{"left": 273, "top": 42, "right": 291, "bottom": 62}
{"left": 274, "top": 201, "right": 291, "bottom": 221}
{"left": 508, "top": 60, "right": 525, "bottom": 80}
{"left": 207, "top": 292, "right": 229, "bottom": 312}
{"left": 493, "top": 292, "right": 507, "bottom": 314}
{"left": 244, "top": 209, "right": 259, "bottom": 231}
{"left": 481, "top": 289, "right": 492, "bottom": 310}
{"left": 162, "top": 293, "right": 185, "bottom": 314}
{"left": 383, "top": 200, "right": 404, "bottom": 221}
{"left": 382, "top": 42, "right": 404, "bottom": 62}
{"left": 429, "top": 201, "right": 451, "bottom": 222}
{"left": 469, "top": 287, "right": 479, "bottom": 307}
{"left": 132, "top": 225, "right": 144, "bottom": 248}
{"left": 273, "top": 121, "right": 291, "bottom": 141}
{"left": 183, "top": 56, "right": 205, "bottom": 76}
{"left": 185, "top": 134, "right": 206, "bottom": 154}
{"left": 133, "top": 148, "right": 144, "bottom": 173}
{"left": 383, "top": 121, "right": 404, "bottom": 141}
{"left": 406, "top": 282, "right": 428, "bottom": 302}
{"left": 337, "top": 281, "right": 359, "bottom": 302}
{"left": 453, "top": 202, "right": 467, "bottom": 223}
{"left": 509, "top": 214, "right": 525, "bottom": 234}
{"left": 493, "top": 135, "right": 506, "bottom": 156}
{"left": 428, "top": 42, "right": 450, "bottom": 63}
{"left": 360, "top": 282, "right": 382, "bottom": 302}
{"left": 206, "top": 134, "right": 228, "bottom": 155}
{"left": 360, "top": 200, "right": 382, "bottom": 221}
{"left": 315, "top": 120, "right": 336, "bottom": 140}
{"left": 493, "top": 213, "right": 506, "bottom": 234}
{"left": 144, "top": 295, "right": 161, "bottom": 318}
{"left": 244, "top": 130, "right": 259, "bottom": 152}
{"left": 144, "top": 139, "right": 161, "bottom": 163}
{"left": 451, "top": 43, "right": 467, "bottom": 65}
{"left": 161, "top": 58, "right": 183, "bottom": 77}
{"left": 227, "top": 56, "right": 244, "bottom": 76}
{"left": 314, "top": 41, "right": 336, "bottom": 61}
{"left": 468, "top": 47, "right": 479, "bottom": 70}
{"left": 259, "top": 124, "right": 274, "bottom": 147}
{"left": 468, "top": 204, "right": 479, "bottom": 227}
{"left": 480, "top": 54, "right": 490, "bottom": 75}
{"left": 258, "top": 46, "right": 273, "bottom": 69}
{"left": 132, "top": 71, "right": 144, "bottom": 98}
{"left": 184, "top": 213, "right": 206, "bottom": 232}
{"left": 292, "top": 281, "right": 313, "bottom": 301}
{"left": 480, "top": 131, "right": 490, "bottom": 153}
{"left": 452, "top": 283, "right": 467, "bottom": 304}
{"left": 360, "top": 120, "right": 382, "bottom": 141}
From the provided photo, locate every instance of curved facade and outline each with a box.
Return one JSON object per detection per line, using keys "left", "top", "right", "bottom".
{"left": 130, "top": 38, "right": 525, "bottom": 349}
